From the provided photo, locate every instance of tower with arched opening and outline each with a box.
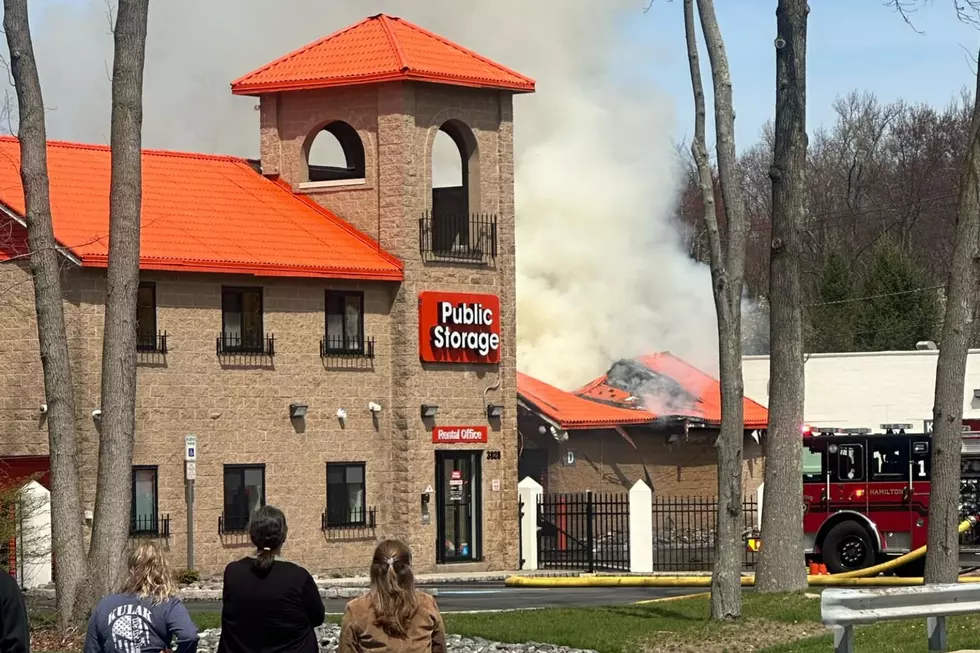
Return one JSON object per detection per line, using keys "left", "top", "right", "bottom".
{"left": 232, "top": 14, "right": 534, "bottom": 571}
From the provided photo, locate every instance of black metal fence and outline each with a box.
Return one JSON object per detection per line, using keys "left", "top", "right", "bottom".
{"left": 136, "top": 331, "right": 168, "bottom": 354}
{"left": 537, "top": 492, "right": 630, "bottom": 572}
{"left": 216, "top": 332, "right": 275, "bottom": 356}
{"left": 419, "top": 212, "right": 497, "bottom": 263}
{"left": 652, "top": 496, "right": 759, "bottom": 571}
{"left": 320, "top": 334, "right": 375, "bottom": 359}
{"left": 130, "top": 514, "right": 171, "bottom": 538}
{"left": 321, "top": 507, "right": 377, "bottom": 536}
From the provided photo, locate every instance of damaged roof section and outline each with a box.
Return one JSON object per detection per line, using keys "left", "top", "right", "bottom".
{"left": 518, "top": 351, "right": 769, "bottom": 431}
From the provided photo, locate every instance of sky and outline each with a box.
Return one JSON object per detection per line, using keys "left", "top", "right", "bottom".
{"left": 635, "top": 0, "right": 980, "bottom": 148}
{"left": 18, "top": 0, "right": 980, "bottom": 154}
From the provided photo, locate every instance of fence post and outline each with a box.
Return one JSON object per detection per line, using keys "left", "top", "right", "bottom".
{"left": 927, "top": 616, "right": 947, "bottom": 652}
{"left": 629, "top": 481, "right": 653, "bottom": 573}
{"left": 517, "top": 477, "right": 542, "bottom": 571}
{"left": 586, "top": 492, "right": 595, "bottom": 573}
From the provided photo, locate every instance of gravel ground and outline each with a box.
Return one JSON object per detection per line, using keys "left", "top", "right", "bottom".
{"left": 196, "top": 624, "right": 597, "bottom": 653}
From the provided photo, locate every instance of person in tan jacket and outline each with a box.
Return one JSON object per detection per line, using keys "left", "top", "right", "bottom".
{"left": 339, "top": 540, "right": 446, "bottom": 653}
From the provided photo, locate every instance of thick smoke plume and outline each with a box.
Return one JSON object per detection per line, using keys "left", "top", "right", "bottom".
{"left": 19, "top": 0, "right": 718, "bottom": 389}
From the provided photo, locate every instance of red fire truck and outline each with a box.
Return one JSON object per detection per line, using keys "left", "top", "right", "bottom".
{"left": 752, "top": 421, "right": 980, "bottom": 575}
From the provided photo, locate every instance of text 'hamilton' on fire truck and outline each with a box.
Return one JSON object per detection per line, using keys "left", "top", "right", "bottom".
{"left": 745, "top": 422, "right": 980, "bottom": 575}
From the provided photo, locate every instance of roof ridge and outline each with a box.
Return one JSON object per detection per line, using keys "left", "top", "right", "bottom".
{"left": 377, "top": 14, "right": 409, "bottom": 71}
{"left": 391, "top": 16, "right": 534, "bottom": 86}
{"left": 266, "top": 174, "right": 404, "bottom": 271}
{"left": 0, "top": 135, "right": 246, "bottom": 163}
{"left": 230, "top": 16, "right": 376, "bottom": 90}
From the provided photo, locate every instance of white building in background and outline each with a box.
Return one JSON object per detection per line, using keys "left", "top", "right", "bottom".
{"left": 742, "top": 349, "right": 980, "bottom": 433}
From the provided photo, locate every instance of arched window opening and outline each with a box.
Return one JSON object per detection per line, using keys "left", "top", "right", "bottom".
{"left": 432, "top": 130, "right": 463, "bottom": 190}
{"left": 307, "top": 121, "right": 365, "bottom": 183}
{"left": 429, "top": 121, "right": 482, "bottom": 258}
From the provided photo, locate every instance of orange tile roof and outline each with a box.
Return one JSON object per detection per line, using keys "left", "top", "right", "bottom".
{"left": 231, "top": 14, "right": 535, "bottom": 96}
{"left": 577, "top": 352, "right": 769, "bottom": 429}
{"left": 517, "top": 372, "right": 659, "bottom": 430}
{"left": 0, "top": 137, "right": 403, "bottom": 280}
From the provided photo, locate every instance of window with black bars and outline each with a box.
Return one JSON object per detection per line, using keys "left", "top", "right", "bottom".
{"left": 220, "top": 287, "right": 266, "bottom": 354}
{"left": 324, "top": 291, "right": 366, "bottom": 355}
{"left": 325, "top": 463, "right": 368, "bottom": 527}
{"left": 131, "top": 466, "right": 160, "bottom": 535}
{"left": 136, "top": 283, "right": 166, "bottom": 353}
{"left": 221, "top": 464, "right": 265, "bottom": 533}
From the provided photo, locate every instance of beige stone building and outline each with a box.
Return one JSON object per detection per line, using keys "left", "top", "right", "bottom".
{"left": 0, "top": 14, "right": 533, "bottom": 577}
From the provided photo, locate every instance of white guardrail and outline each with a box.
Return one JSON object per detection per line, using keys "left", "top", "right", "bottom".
{"left": 821, "top": 584, "right": 980, "bottom": 653}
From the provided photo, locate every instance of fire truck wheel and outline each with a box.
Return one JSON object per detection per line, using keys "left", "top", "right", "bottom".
{"left": 823, "top": 521, "right": 875, "bottom": 574}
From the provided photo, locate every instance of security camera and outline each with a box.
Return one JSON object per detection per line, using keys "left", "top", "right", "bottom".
{"left": 336, "top": 408, "right": 348, "bottom": 420}
{"left": 92, "top": 409, "right": 102, "bottom": 419}
{"left": 368, "top": 402, "right": 382, "bottom": 413}
{"left": 39, "top": 403, "right": 48, "bottom": 415}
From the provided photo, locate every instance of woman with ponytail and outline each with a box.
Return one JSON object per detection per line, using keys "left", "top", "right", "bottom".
{"left": 217, "top": 506, "right": 324, "bottom": 653}
{"left": 339, "top": 540, "right": 445, "bottom": 653}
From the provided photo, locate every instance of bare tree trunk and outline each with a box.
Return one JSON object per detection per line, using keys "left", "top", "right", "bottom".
{"left": 924, "top": 54, "right": 980, "bottom": 584}
{"left": 756, "top": 0, "right": 809, "bottom": 594}
{"left": 2, "top": 0, "right": 87, "bottom": 629}
{"left": 685, "top": 0, "right": 747, "bottom": 621}
{"left": 87, "top": 0, "right": 150, "bottom": 597}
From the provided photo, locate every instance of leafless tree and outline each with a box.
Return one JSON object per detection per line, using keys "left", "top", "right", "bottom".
{"left": 87, "top": 0, "right": 150, "bottom": 598}
{"left": 683, "top": 0, "right": 748, "bottom": 620}
{"left": 883, "top": 0, "right": 980, "bottom": 584}
{"left": 925, "top": 62, "right": 980, "bottom": 584}
{"left": 3, "top": 0, "right": 88, "bottom": 628}
{"left": 755, "top": 0, "right": 809, "bottom": 593}
{"left": 3, "top": 0, "right": 150, "bottom": 624}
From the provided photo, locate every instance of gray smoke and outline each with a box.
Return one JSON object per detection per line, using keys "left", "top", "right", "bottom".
{"left": 19, "top": 0, "right": 719, "bottom": 389}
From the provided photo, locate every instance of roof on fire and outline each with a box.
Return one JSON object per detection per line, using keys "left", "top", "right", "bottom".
{"left": 517, "top": 372, "right": 660, "bottom": 430}
{"left": 231, "top": 14, "right": 536, "bottom": 96}
{"left": 517, "top": 352, "right": 769, "bottom": 431}
{"left": 0, "top": 137, "right": 403, "bottom": 281}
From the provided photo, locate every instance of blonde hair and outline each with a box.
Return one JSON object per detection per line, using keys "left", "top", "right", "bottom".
{"left": 120, "top": 541, "right": 179, "bottom": 604}
{"left": 368, "top": 539, "right": 419, "bottom": 637}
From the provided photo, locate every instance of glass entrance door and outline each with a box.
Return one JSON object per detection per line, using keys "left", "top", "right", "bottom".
{"left": 435, "top": 451, "right": 482, "bottom": 563}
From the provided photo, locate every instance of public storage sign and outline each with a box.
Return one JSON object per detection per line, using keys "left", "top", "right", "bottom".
{"left": 419, "top": 291, "right": 501, "bottom": 364}
{"left": 433, "top": 426, "right": 489, "bottom": 444}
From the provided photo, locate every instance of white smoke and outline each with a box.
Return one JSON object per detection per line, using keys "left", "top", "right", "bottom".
{"left": 20, "top": 0, "right": 719, "bottom": 389}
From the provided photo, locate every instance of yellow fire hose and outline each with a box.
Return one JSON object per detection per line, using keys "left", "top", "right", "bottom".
{"left": 505, "top": 516, "right": 980, "bottom": 588}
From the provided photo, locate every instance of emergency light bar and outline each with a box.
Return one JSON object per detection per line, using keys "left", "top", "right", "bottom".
{"left": 881, "top": 423, "right": 913, "bottom": 434}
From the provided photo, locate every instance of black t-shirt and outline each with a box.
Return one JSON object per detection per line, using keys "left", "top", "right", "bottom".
{"left": 216, "top": 558, "right": 325, "bottom": 653}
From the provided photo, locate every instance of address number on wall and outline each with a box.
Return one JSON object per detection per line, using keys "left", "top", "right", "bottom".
{"left": 486, "top": 450, "right": 502, "bottom": 460}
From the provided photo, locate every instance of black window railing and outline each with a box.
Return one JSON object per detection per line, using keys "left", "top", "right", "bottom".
{"left": 130, "top": 514, "right": 170, "bottom": 538}
{"left": 219, "top": 513, "right": 251, "bottom": 534}
{"left": 419, "top": 212, "right": 497, "bottom": 263}
{"left": 137, "top": 331, "right": 168, "bottom": 354}
{"left": 322, "top": 506, "right": 376, "bottom": 532}
{"left": 320, "top": 334, "right": 375, "bottom": 358}
{"left": 216, "top": 332, "right": 275, "bottom": 356}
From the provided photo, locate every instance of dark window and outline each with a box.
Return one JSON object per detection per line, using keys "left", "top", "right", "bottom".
{"left": 221, "top": 287, "right": 264, "bottom": 353}
{"left": 136, "top": 283, "right": 158, "bottom": 351}
{"left": 326, "top": 463, "right": 366, "bottom": 526}
{"left": 836, "top": 444, "right": 865, "bottom": 481}
{"left": 325, "top": 291, "right": 364, "bottom": 354}
{"left": 131, "top": 466, "right": 158, "bottom": 534}
{"left": 871, "top": 439, "right": 909, "bottom": 480}
{"left": 802, "top": 443, "right": 825, "bottom": 483}
{"left": 223, "top": 465, "right": 265, "bottom": 532}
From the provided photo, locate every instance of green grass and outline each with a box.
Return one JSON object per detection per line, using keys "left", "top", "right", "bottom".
{"left": 435, "top": 593, "right": 980, "bottom": 653}
{"left": 38, "top": 593, "right": 980, "bottom": 653}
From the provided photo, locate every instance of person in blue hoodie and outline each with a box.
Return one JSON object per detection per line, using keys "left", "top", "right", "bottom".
{"left": 84, "top": 541, "right": 198, "bottom": 653}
